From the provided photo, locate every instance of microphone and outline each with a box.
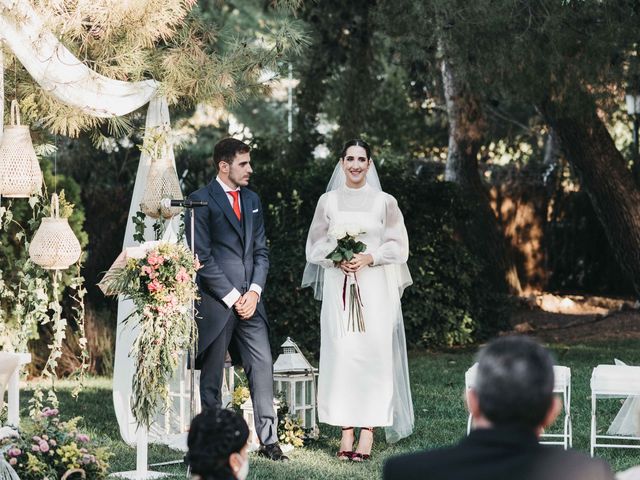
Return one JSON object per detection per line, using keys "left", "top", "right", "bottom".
{"left": 161, "top": 198, "right": 208, "bottom": 209}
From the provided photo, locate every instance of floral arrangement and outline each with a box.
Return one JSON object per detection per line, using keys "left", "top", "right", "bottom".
{"left": 99, "top": 241, "right": 199, "bottom": 428}
{"left": 230, "top": 386, "right": 305, "bottom": 448}
{"left": 275, "top": 393, "right": 305, "bottom": 448}
{"left": 1, "top": 407, "right": 111, "bottom": 480}
{"left": 278, "top": 415, "right": 304, "bottom": 448}
{"left": 231, "top": 385, "right": 250, "bottom": 414}
{"left": 326, "top": 224, "right": 367, "bottom": 333}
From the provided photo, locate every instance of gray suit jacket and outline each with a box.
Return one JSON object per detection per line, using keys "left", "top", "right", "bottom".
{"left": 186, "top": 179, "right": 269, "bottom": 355}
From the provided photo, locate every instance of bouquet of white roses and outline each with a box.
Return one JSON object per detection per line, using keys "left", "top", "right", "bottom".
{"left": 326, "top": 224, "right": 367, "bottom": 333}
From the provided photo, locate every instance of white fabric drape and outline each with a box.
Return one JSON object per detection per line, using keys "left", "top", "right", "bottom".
{"left": 0, "top": 0, "right": 158, "bottom": 117}
{"left": 112, "top": 97, "right": 189, "bottom": 446}
{"left": 608, "top": 359, "right": 640, "bottom": 436}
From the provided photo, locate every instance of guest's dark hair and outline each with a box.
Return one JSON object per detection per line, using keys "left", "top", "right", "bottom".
{"left": 340, "top": 139, "right": 371, "bottom": 160}
{"left": 186, "top": 407, "right": 249, "bottom": 480}
{"left": 213, "top": 138, "right": 251, "bottom": 171}
{"left": 475, "top": 336, "right": 555, "bottom": 429}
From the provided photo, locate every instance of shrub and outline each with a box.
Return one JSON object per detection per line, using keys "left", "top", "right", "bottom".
{"left": 250, "top": 161, "right": 510, "bottom": 356}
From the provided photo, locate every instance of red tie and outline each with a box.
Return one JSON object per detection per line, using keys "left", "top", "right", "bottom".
{"left": 228, "top": 191, "right": 241, "bottom": 220}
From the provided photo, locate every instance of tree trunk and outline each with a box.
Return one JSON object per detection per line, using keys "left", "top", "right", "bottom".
{"left": 441, "top": 57, "right": 522, "bottom": 295}
{"left": 539, "top": 96, "right": 640, "bottom": 296}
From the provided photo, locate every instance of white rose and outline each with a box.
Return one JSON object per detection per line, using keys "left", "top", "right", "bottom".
{"left": 345, "top": 224, "right": 363, "bottom": 237}
{"left": 328, "top": 225, "right": 347, "bottom": 239}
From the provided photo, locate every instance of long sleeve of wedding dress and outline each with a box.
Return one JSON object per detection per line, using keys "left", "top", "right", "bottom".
{"left": 370, "top": 195, "right": 409, "bottom": 266}
{"left": 305, "top": 193, "right": 336, "bottom": 268}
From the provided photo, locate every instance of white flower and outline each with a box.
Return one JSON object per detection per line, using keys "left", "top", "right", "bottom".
{"left": 345, "top": 224, "right": 363, "bottom": 237}
{"left": 328, "top": 225, "right": 347, "bottom": 239}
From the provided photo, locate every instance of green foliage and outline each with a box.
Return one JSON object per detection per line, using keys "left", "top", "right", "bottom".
{"left": 0, "top": 156, "right": 88, "bottom": 354}
{"left": 250, "top": 160, "right": 510, "bottom": 354}
{"left": 1, "top": 405, "right": 111, "bottom": 480}
{"left": 6, "top": 0, "right": 308, "bottom": 138}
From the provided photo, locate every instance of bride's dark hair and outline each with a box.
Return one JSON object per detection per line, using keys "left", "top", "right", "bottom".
{"left": 186, "top": 407, "right": 249, "bottom": 480}
{"left": 341, "top": 139, "right": 371, "bottom": 160}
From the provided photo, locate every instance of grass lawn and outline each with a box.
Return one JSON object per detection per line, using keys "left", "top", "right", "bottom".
{"left": 14, "top": 338, "right": 640, "bottom": 479}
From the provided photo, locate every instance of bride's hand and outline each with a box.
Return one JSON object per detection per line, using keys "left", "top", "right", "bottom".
{"left": 338, "top": 260, "right": 355, "bottom": 274}
{"left": 349, "top": 253, "right": 373, "bottom": 271}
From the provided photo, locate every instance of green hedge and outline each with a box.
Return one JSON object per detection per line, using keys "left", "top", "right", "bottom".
{"left": 250, "top": 161, "right": 510, "bottom": 357}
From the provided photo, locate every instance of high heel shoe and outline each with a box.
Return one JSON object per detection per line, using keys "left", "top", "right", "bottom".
{"left": 336, "top": 427, "right": 355, "bottom": 461}
{"left": 351, "top": 427, "right": 374, "bottom": 462}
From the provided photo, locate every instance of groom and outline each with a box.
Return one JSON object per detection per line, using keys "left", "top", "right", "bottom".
{"left": 186, "top": 138, "right": 287, "bottom": 461}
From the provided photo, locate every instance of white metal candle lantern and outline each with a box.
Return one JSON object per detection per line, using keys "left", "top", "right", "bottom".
{"left": 240, "top": 397, "right": 260, "bottom": 449}
{"left": 273, "top": 337, "right": 318, "bottom": 434}
{"left": 0, "top": 100, "right": 43, "bottom": 197}
{"left": 29, "top": 193, "right": 82, "bottom": 270}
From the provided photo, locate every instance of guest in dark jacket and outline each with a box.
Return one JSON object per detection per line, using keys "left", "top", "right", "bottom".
{"left": 186, "top": 407, "right": 250, "bottom": 480}
{"left": 384, "top": 336, "right": 614, "bottom": 480}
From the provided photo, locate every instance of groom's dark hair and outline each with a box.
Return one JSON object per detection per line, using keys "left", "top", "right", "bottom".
{"left": 214, "top": 138, "right": 251, "bottom": 170}
{"left": 475, "top": 335, "right": 555, "bottom": 429}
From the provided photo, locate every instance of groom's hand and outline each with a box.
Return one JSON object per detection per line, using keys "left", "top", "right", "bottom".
{"left": 235, "top": 291, "right": 259, "bottom": 320}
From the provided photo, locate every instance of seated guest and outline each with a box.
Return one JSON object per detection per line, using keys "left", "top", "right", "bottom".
{"left": 383, "top": 335, "right": 614, "bottom": 480}
{"left": 186, "top": 407, "right": 250, "bottom": 480}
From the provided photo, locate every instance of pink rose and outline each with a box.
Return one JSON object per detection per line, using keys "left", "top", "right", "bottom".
{"left": 31, "top": 444, "right": 40, "bottom": 452}
{"left": 76, "top": 434, "right": 90, "bottom": 443}
{"left": 9, "top": 458, "right": 16, "bottom": 466}
{"left": 41, "top": 407, "right": 58, "bottom": 417}
{"left": 39, "top": 440, "right": 49, "bottom": 453}
{"left": 176, "top": 267, "right": 190, "bottom": 283}
{"left": 8, "top": 447, "right": 21, "bottom": 457}
{"left": 141, "top": 265, "right": 153, "bottom": 276}
{"left": 148, "top": 279, "right": 164, "bottom": 293}
{"left": 147, "top": 252, "right": 165, "bottom": 266}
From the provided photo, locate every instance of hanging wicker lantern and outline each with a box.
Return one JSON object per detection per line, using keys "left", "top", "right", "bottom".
{"left": 29, "top": 194, "right": 82, "bottom": 270}
{"left": 0, "top": 100, "right": 43, "bottom": 198}
{"left": 139, "top": 146, "right": 183, "bottom": 219}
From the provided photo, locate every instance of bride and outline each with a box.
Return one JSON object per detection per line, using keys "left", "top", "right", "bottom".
{"left": 302, "top": 139, "right": 414, "bottom": 461}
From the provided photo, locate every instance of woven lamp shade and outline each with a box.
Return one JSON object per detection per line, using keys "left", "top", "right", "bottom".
{"left": 29, "top": 194, "right": 82, "bottom": 270}
{"left": 140, "top": 153, "right": 183, "bottom": 219}
{"left": 0, "top": 100, "right": 43, "bottom": 198}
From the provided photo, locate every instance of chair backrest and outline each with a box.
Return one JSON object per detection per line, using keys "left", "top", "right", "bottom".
{"left": 0, "top": 353, "right": 22, "bottom": 412}
{"left": 591, "top": 364, "right": 640, "bottom": 395}
{"left": 466, "top": 362, "right": 570, "bottom": 392}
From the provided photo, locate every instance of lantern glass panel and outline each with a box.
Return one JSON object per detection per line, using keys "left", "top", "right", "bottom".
{"left": 281, "top": 381, "right": 289, "bottom": 399}
{"left": 305, "top": 409, "right": 312, "bottom": 427}
{"left": 295, "top": 381, "right": 303, "bottom": 406}
{"left": 305, "top": 380, "right": 313, "bottom": 404}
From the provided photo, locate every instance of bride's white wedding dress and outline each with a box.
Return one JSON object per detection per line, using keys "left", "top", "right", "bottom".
{"left": 303, "top": 180, "right": 414, "bottom": 442}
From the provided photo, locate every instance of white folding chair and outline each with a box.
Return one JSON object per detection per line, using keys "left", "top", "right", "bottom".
{"left": 0, "top": 352, "right": 31, "bottom": 427}
{"left": 590, "top": 364, "right": 640, "bottom": 456}
{"left": 465, "top": 363, "right": 572, "bottom": 449}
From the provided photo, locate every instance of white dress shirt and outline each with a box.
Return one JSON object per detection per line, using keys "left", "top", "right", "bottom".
{"left": 215, "top": 176, "right": 263, "bottom": 308}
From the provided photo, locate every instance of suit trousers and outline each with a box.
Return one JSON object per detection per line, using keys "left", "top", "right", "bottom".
{"left": 198, "top": 309, "right": 277, "bottom": 445}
